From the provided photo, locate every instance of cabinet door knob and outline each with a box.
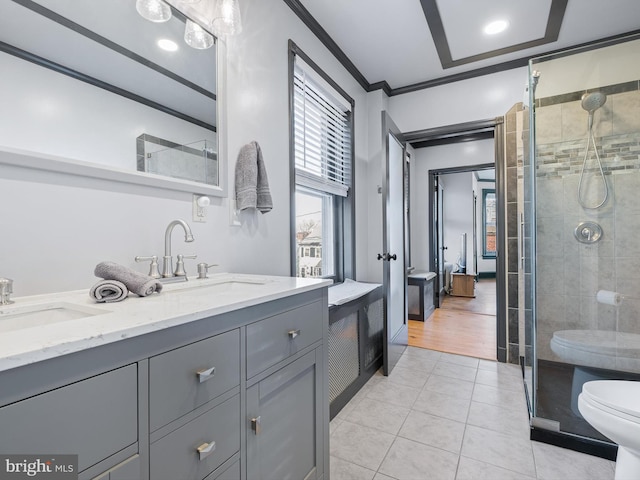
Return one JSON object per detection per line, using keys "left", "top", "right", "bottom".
{"left": 196, "top": 367, "right": 216, "bottom": 383}
{"left": 197, "top": 441, "right": 216, "bottom": 460}
{"left": 251, "top": 416, "right": 262, "bottom": 435}
{"left": 288, "top": 329, "right": 301, "bottom": 339}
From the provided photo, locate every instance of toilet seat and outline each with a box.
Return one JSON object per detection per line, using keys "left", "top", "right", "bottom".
{"left": 582, "top": 380, "right": 640, "bottom": 421}
{"left": 550, "top": 330, "right": 640, "bottom": 373}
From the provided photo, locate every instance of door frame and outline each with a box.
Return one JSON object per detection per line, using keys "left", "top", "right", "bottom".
{"left": 406, "top": 117, "right": 507, "bottom": 363}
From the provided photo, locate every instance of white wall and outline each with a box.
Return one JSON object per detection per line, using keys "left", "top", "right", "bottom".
{"left": 410, "top": 139, "right": 495, "bottom": 272}
{"left": 0, "top": 0, "right": 372, "bottom": 296}
{"left": 364, "top": 90, "right": 388, "bottom": 283}
{"left": 388, "top": 67, "right": 529, "bottom": 132}
{"left": 534, "top": 37, "right": 640, "bottom": 98}
{"left": 442, "top": 172, "right": 473, "bottom": 271}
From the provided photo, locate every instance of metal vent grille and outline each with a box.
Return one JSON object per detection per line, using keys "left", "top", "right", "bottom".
{"left": 328, "top": 312, "right": 360, "bottom": 402}
{"left": 364, "top": 298, "right": 384, "bottom": 368}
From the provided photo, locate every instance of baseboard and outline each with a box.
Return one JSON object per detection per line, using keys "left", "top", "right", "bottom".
{"left": 530, "top": 426, "right": 617, "bottom": 461}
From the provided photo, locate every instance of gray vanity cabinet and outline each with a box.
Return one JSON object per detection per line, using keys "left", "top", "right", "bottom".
{"left": 246, "top": 349, "right": 324, "bottom": 480}
{"left": 0, "top": 286, "right": 329, "bottom": 480}
{"left": 245, "top": 298, "right": 327, "bottom": 480}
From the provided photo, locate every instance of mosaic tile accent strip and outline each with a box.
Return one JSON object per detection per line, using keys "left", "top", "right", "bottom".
{"left": 536, "top": 133, "right": 640, "bottom": 178}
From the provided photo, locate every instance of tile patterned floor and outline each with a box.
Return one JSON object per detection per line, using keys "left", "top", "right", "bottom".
{"left": 329, "top": 347, "right": 616, "bottom": 480}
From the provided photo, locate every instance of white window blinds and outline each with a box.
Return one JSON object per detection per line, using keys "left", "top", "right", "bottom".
{"left": 293, "top": 63, "right": 352, "bottom": 197}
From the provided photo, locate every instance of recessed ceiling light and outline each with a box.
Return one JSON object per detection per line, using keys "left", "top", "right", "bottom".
{"left": 157, "top": 38, "right": 178, "bottom": 52}
{"left": 483, "top": 20, "right": 509, "bottom": 35}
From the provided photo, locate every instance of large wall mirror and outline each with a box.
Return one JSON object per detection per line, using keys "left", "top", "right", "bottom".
{"left": 0, "top": 0, "right": 225, "bottom": 196}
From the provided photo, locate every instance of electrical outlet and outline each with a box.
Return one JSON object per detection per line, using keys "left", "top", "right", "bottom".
{"left": 192, "top": 195, "right": 209, "bottom": 223}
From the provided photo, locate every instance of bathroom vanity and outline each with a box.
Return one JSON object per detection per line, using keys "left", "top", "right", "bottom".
{"left": 0, "top": 274, "right": 331, "bottom": 480}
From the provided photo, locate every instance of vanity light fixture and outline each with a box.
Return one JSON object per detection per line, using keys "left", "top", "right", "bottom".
{"left": 136, "top": 0, "right": 172, "bottom": 23}
{"left": 184, "top": 19, "right": 214, "bottom": 49}
{"left": 483, "top": 19, "right": 509, "bottom": 35}
{"left": 211, "top": 0, "right": 242, "bottom": 36}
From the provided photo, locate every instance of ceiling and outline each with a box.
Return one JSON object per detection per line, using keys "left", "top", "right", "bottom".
{"left": 288, "top": 0, "right": 640, "bottom": 95}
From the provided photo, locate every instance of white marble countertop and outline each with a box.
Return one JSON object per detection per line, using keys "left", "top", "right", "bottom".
{"left": 0, "top": 273, "right": 332, "bottom": 373}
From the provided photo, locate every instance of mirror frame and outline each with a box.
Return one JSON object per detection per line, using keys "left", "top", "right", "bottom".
{"left": 0, "top": 1, "right": 227, "bottom": 197}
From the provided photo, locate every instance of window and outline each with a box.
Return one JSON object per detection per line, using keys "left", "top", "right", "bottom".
{"left": 483, "top": 189, "right": 497, "bottom": 258}
{"left": 290, "top": 43, "right": 354, "bottom": 281}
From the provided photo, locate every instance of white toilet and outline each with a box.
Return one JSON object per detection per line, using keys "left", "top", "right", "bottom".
{"left": 578, "top": 380, "right": 640, "bottom": 480}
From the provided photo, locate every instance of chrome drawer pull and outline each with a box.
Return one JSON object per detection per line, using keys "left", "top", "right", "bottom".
{"left": 288, "top": 329, "right": 301, "bottom": 339}
{"left": 197, "top": 441, "right": 216, "bottom": 460}
{"left": 251, "top": 416, "right": 262, "bottom": 435}
{"left": 196, "top": 367, "right": 216, "bottom": 383}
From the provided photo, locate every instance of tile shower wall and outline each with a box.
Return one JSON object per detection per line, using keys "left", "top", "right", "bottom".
{"left": 505, "top": 104, "right": 519, "bottom": 364}
{"left": 505, "top": 103, "right": 532, "bottom": 365}
{"left": 535, "top": 84, "right": 640, "bottom": 363}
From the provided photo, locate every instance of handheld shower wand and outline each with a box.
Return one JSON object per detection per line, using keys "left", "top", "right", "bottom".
{"left": 577, "top": 92, "right": 608, "bottom": 209}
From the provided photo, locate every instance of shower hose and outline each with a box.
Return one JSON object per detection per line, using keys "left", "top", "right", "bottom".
{"left": 577, "top": 116, "right": 608, "bottom": 209}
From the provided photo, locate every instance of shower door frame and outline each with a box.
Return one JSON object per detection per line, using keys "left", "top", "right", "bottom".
{"left": 526, "top": 33, "right": 640, "bottom": 460}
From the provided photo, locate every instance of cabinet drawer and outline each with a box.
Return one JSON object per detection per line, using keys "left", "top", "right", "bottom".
{"left": 246, "top": 301, "right": 323, "bottom": 378}
{"left": 0, "top": 365, "right": 137, "bottom": 473}
{"left": 149, "top": 329, "right": 240, "bottom": 431}
{"left": 150, "top": 395, "right": 240, "bottom": 480}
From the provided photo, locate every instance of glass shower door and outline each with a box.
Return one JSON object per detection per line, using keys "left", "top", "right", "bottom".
{"left": 528, "top": 34, "right": 640, "bottom": 445}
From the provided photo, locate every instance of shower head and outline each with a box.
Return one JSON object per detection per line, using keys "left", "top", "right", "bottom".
{"left": 581, "top": 91, "right": 607, "bottom": 113}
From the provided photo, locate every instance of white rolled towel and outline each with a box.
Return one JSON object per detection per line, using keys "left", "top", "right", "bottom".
{"left": 90, "top": 280, "right": 128, "bottom": 303}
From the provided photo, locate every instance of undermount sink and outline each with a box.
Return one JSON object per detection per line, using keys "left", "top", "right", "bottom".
{"left": 163, "top": 277, "right": 268, "bottom": 295}
{"left": 0, "top": 302, "right": 109, "bottom": 333}
{"left": 207, "top": 280, "right": 266, "bottom": 292}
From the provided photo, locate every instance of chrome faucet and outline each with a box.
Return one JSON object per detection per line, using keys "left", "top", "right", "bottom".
{"left": 162, "top": 220, "right": 195, "bottom": 277}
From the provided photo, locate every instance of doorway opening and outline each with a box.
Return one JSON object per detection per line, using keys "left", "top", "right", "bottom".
{"left": 404, "top": 118, "right": 507, "bottom": 362}
{"left": 411, "top": 165, "right": 497, "bottom": 360}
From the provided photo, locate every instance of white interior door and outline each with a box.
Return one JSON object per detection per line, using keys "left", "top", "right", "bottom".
{"left": 381, "top": 111, "right": 407, "bottom": 375}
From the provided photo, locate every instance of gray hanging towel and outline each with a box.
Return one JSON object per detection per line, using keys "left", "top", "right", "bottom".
{"left": 255, "top": 142, "right": 273, "bottom": 214}
{"left": 235, "top": 141, "right": 272, "bottom": 213}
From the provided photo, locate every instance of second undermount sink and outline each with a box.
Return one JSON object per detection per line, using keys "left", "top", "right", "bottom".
{"left": 0, "top": 302, "right": 110, "bottom": 333}
{"left": 163, "top": 276, "right": 269, "bottom": 295}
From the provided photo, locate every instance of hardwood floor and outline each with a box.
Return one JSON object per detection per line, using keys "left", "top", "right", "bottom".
{"left": 408, "top": 278, "right": 497, "bottom": 360}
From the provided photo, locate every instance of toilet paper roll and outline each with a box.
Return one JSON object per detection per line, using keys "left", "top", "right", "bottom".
{"left": 596, "top": 290, "right": 623, "bottom": 306}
